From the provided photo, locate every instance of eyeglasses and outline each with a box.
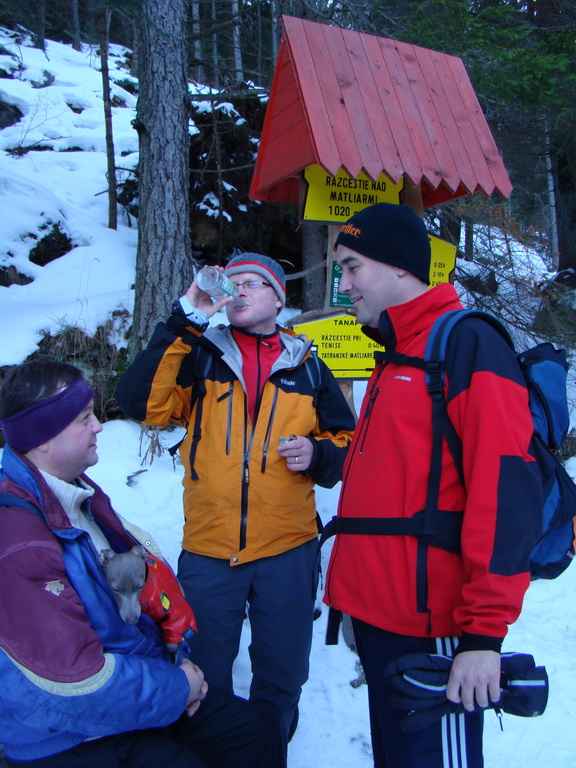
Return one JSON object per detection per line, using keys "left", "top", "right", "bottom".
{"left": 232, "top": 280, "right": 273, "bottom": 291}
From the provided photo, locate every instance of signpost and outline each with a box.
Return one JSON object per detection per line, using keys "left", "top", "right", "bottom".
{"left": 292, "top": 135, "right": 457, "bottom": 384}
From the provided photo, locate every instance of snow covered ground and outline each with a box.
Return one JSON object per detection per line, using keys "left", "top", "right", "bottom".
{"left": 1, "top": 28, "right": 575, "bottom": 767}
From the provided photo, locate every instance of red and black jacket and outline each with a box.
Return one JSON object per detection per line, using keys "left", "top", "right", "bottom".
{"left": 325, "top": 283, "right": 541, "bottom": 651}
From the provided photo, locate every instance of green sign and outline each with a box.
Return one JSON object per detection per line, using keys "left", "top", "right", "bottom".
{"left": 330, "top": 262, "right": 353, "bottom": 309}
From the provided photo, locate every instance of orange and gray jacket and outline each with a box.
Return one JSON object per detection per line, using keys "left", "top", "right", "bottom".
{"left": 116, "top": 310, "right": 355, "bottom": 566}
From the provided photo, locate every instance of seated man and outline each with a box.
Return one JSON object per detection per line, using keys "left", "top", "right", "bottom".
{"left": 0, "top": 360, "right": 285, "bottom": 768}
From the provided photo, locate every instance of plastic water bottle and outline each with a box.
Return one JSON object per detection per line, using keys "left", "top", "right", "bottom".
{"left": 196, "top": 266, "right": 244, "bottom": 307}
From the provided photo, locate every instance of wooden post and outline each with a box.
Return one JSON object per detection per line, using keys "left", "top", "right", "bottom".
{"left": 400, "top": 177, "right": 424, "bottom": 218}
{"left": 323, "top": 223, "right": 358, "bottom": 421}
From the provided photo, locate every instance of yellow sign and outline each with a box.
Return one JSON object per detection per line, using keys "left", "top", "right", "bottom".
{"left": 293, "top": 314, "right": 380, "bottom": 380}
{"left": 429, "top": 235, "right": 456, "bottom": 284}
{"left": 302, "top": 165, "right": 404, "bottom": 223}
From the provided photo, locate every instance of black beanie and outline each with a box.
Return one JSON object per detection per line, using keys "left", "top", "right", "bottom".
{"left": 334, "top": 203, "right": 431, "bottom": 285}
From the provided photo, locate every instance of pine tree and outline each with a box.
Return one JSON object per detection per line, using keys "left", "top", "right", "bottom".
{"left": 128, "top": 0, "right": 192, "bottom": 356}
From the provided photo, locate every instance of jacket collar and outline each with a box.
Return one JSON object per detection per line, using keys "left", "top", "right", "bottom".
{"left": 362, "top": 283, "right": 462, "bottom": 352}
{"left": 229, "top": 325, "right": 280, "bottom": 341}
{"left": 205, "top": 323, "right": 313, "bottom": 372}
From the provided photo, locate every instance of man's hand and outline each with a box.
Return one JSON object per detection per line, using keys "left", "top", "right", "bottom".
{"left": 179, "top": 659, "right": 208, "bottom": 716}
{"left": 278, "top": 435, "right": 313, "bottom": 472}
{"left": 446, "top": 650, "right": 501, "bottom": 711}
{"left": 185, "top": 268, "right": 232, "bottom": 320}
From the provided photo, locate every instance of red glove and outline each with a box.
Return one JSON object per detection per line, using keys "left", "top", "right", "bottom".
{"left": 139, "top": 553, "right": 198, "bottom": 645}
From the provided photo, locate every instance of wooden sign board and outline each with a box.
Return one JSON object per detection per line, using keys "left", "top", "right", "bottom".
{"left": 302, "top": 165, "right": 404, "bottom": 223}
{"left": 292, "top": 314, "right": 380, "bottom": 380}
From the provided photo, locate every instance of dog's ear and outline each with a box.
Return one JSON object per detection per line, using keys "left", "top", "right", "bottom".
{"left": 100, "top": 549, "right": 115, "bottom": 566}
{"left": 131, "top": 545, "right": 146, "bottom": 559}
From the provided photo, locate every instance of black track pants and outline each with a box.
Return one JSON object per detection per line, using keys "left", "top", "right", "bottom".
{"left": 352, "top": 618, "right": 485, "bottom": 768}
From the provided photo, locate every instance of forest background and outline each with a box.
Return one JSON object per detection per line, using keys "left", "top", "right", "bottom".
{"left": 0, "top": 0, "right": 575, "bottom": 424}
{"left": 1, "top": 5, "right": 576, "bottom": 764}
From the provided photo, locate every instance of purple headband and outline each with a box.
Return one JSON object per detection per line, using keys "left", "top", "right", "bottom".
{"left": 0, "top": 376, "right": 95, "bottom": 453}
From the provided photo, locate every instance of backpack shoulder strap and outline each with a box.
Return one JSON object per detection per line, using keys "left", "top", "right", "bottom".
{"left": 424, "top": 309, "right": 514, "bottom": 390}
{"left": 168, "top": 343, "right": 215, "bottom": 468}
{"left": 423, "top": 308, "right": 513, "bottom": 478}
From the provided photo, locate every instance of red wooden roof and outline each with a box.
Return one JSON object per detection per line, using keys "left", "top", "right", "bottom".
{"left": 249, "top": 16, "right": 512, "bottom": 207}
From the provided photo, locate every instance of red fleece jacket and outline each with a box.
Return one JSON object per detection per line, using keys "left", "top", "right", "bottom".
{"left": 325, "top": 284, "right": 541, "bottom": 649}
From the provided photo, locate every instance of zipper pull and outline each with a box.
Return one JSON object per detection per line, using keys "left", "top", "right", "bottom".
{"left": 494, "top": 708, "right": 504, "bottom": 731}
{"left": 364, "top": 387, "right": 381, "bottom": 420}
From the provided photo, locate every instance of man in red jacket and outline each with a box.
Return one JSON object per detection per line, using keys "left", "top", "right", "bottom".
{"left": 324, "top": 203, "right": 541, "bottom": 768}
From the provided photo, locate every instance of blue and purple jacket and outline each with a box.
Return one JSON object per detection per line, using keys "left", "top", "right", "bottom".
{"left": 0, "top": 446, "right": 189, "bottom": 761}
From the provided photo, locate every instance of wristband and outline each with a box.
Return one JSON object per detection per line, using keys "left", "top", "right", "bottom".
{"left": 178, "top": 297, "right": 208, "bottom": 326}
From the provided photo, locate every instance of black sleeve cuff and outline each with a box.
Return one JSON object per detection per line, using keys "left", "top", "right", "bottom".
{"left": 304, "top": 436, "right": 320, "bottom": 474}
{"left": 455, "top": 632, "right": 503, "bottom": 655}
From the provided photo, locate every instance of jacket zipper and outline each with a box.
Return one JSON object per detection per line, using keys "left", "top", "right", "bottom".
{"left": 237, "top": 342, "right": 302, "bottom": 553}
{"left": 239, "top": 398, "right": 253, "bottom": 552}
{"left": 218, "top": 383, "right": 234, "bottom": 455}
{"left": 261, "top": 387, "right": 279, "bottom": 473}
{"left": 357, "top": 364, "right": 385, "bottom": 454}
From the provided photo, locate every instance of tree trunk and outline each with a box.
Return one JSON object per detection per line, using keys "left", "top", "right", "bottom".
{"left": 128, "top": 0, "right": 191, "bottom": 357}
{"left": 70, "top": 0, "right": 81, "bottom": 51}
{"left": 191, "top": 0, "right": 204, "bottom": 83}
{"left": 302, "top": 221, "right": 325, "bottom": 313}
{"left": 231, "top": 0, "right": 243, "bottom": 82}
{"left": 130, "top": 20, "right": 139, "bottom": 77}
{"left": 270, "top": 0, "right": 279, "bottom": 66}
{"left": 211, "top": 105, "right": 226, "bottom": 262}
{"left": 35, "top": 0, "right": 46, "bottom": 50}
{"left": 464, "top": 219, "right": 474, "bottom": 261}
{"left": 211, "top": 0, "right": 219, "bottom": 87}
{"left": 98, "top": 9, "right": 117, "bottom": 231}
{"left": 255, "top": 1, "right": 262, "bottom": 81}
{"left": 84, "top": 0, "right": 96, "bottom": 44}
{"left": 545, "top": 130, "right": 559, "bottom": 270}
{"left": 552, "top": 138, "right": 576, "bottom": 273}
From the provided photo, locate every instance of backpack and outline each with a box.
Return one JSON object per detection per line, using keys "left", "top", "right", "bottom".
{"left": 320, "top": 309, "right": 576, "bottom": 581}
{"left": 417, "top": 309, "right": 576, "bottom": 580}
